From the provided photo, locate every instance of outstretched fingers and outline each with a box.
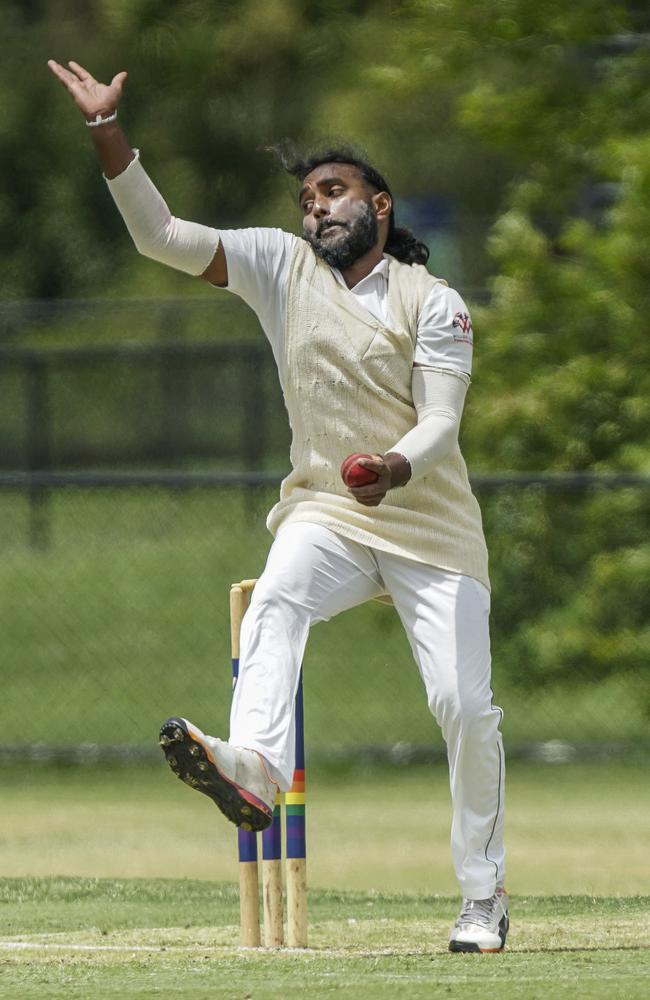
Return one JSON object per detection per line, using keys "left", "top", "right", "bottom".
{"left": 48, "top": 58, "right": 128, "bottom": 118}
{"left": 47, "top": 59, "right": 71, "bottom": 83}
{"left": 47, "top": 59, "right": 84, "bottom": 92}
{"left": 68, "top": 60, "right": 93, "bottom": 82}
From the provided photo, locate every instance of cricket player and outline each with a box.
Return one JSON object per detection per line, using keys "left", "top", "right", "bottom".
{"left": 49, "top": 59, "right": 508, "bottom": 953}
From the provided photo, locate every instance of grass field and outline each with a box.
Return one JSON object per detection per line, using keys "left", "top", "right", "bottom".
{"left": 2, "top": 481, "right": 649, "bottom": 995}
{"left": 1, "top": 488, "right": 646, "bottom": 751}
{"left": 2, "top": 760, "right": 650, "bottom": 998}
{"left": 2, "top": 881, "right": 648, "bottom": 1000}
{"left": 3, "top": 760, "right": 650, "bottom": 895}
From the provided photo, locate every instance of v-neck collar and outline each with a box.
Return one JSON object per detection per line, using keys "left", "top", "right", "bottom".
{"left": 330, "top": 254, "right": 390, "bottom": 293}
{"left": 325, "top": 255, "right": 394, "bottom": 331}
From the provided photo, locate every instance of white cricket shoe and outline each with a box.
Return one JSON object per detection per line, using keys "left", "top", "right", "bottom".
{"left": 449, "top": 886, "right": 509, "bottom": 953}
{"left": 159, "top": 716, "right": 277, "bottom": 831}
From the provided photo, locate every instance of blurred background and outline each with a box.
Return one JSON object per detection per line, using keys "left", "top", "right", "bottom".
{"left": 2, "top": 0, "right": 649, "bottom": 778}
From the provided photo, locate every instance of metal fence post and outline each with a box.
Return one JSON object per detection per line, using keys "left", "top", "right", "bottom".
{"left": 24, "top": 352, "right": 52, "bottom": 550}
{"left": 242, "top": 347, "right": 267, "bottom": 513}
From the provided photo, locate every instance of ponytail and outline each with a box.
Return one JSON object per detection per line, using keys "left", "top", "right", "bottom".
{"left": 385, "top": 224, "right": 430, "bottom": 266}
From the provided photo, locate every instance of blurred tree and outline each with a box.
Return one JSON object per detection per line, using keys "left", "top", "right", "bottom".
{"left": 295, "top": 0, "right": 650, "bottom": 702}
{"left": 8, "top": 0, "right": 640, "bottom": 298}
{"left": 3, "top": 0, "right": 398, "bottom": 298}
{"left": 444, "top": 3, "right": 650, "bottom": 701}
{"left": 3, "top": 0, "right": 649, "bottom": 707}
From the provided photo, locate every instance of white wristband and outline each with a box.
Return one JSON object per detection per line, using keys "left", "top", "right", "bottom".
{"left": 105, "top": 151, "right": 220, "bottom": 276}
{"left": 87, "top": 110, "right": 118, "bottom": 127}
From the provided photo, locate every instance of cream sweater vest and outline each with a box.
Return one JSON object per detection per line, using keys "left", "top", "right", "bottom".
{"left": 266, "top": 240, "right": 490, "bottom": 590}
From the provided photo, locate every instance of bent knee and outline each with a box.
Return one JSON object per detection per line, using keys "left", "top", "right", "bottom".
{"left": 248, "top": 580, "right": 315, "bottom": 628}
{"left": 432, "top": 689, "right": 501, "bottom": 732}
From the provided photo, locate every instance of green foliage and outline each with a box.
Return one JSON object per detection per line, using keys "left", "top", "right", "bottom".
{"left": 3, "top": 0, "right": 650, "bottom": 708}
{"left": 3, "top": 0, "right": 401, "bottom": 299}
{"left": 459, "top": 36, "right": 650, "bottom": 699}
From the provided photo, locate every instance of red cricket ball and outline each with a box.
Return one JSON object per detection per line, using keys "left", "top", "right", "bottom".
{"left": 340, "top": 453, "right": 379, "bottom": 488}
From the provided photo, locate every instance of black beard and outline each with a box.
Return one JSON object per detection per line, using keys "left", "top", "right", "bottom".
{"left": 303, "top": 201, "right": 378, "bottom": 269}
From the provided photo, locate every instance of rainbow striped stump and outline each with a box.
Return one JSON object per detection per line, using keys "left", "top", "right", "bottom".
{"left": 230, "top": 580, "right": 307, "bottom": 949}
{"left": 285, "top": 672, "right": 307, "bottom": 947}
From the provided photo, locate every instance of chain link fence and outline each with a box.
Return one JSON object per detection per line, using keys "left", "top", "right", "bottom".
{"left": 2, "top": 302, "right": 648, "bottom": 763}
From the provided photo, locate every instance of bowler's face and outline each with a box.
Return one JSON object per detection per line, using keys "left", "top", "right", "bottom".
{"left": 299, "top": 163, "right": 374, "bottom": 244}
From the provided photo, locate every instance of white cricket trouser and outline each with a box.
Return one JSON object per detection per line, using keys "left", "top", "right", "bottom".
{"left": 230, "top": 522, "right": 505, "bottom": 899}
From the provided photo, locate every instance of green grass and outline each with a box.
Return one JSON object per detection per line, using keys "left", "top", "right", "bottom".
{"left": 2, "top": 761, "right": 649, "bottom": 997}
{"left": 2, "top": 761, "right": 649, "bottom": 895}
{"left": 1, "top": 489, "right": 647, "bottom": 751}
{"left": 1, "top": 879, "right": 648, "bottom": 999}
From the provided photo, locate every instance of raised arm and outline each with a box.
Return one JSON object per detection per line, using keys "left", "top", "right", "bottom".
{"left": 47, "top": 60, "right": 227, "bottom": 286}
{"left": 47, "top": 60, "right": 133, "bottom": 177}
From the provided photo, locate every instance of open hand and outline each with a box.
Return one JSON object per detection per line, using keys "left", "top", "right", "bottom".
{"left": 47, "top": 60, "right": 127, "bottom": 121}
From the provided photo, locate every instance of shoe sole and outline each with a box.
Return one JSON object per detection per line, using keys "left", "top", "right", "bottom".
{"left": 159, "top": 717, "right": 273, "bottom": 832}
{"left": 448, "top": 941, "right": 505, "bottom": 953}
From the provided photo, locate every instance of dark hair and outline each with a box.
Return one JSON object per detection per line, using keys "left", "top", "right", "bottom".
{"left": 273, "top": 143, "right": 430, "bottom": 266}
